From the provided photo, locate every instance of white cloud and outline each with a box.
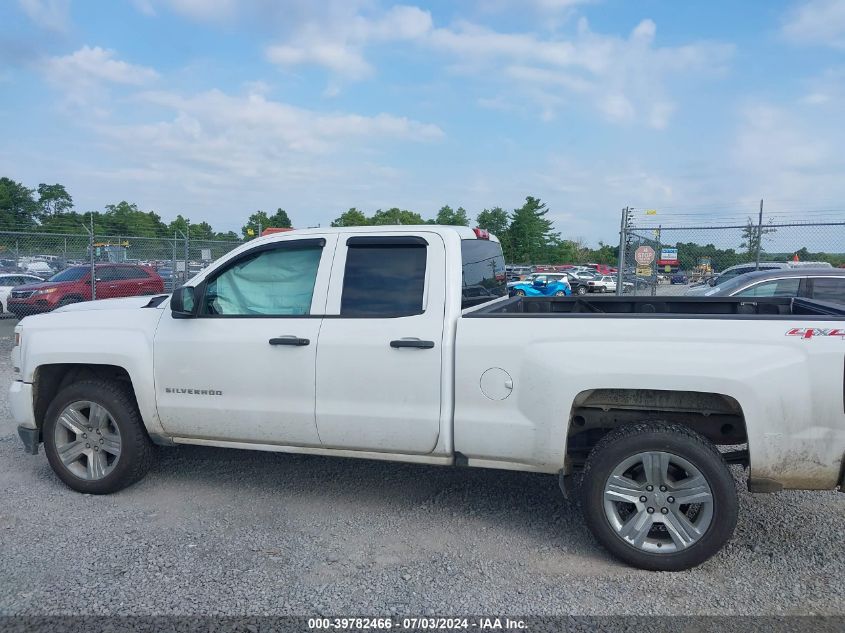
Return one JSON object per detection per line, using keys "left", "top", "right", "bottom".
{"left": 783, "top": 0, "right": 845, "bottom": 49}
{"left": 731, "top": 103, "right": 843, "bottom": 201}
{"left": 43, "top": 46, "right": 159, "bottom": 86}
{"left": 40, "top": 46, "right": 159, "bottom": 108}
{"left": 429, "top": 17, "right": 733, "bottom": 128}
{"left": 89, "top": 88, "right": 442, "bottom": 190}
{"left": 46, "top": 86, "right": 443, "bottom": 230}
{"left": 265, "top": 5, "right": 432, "bottom": 81}
{"left": 17, "top": 0, "right": 71, "bottom": 31}
{"left": 799, "top": 66, "right": 845, "bottom": 105}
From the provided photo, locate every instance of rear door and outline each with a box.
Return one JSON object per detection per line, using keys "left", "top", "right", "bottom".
{"left": 94, "top": 266, "right": 121, "bottom": 299}
{"left": 114, "top": 266, "right": 160, "bottom": 296}
{"left": 314, "top": 233, "right": 446, "bottom": 453}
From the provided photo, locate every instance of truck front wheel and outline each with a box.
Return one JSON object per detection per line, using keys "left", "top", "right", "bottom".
{"left": 43, "top": 379, "right": 155, "bottom": 494}
{"left": 580, "top": 422, "right": 737, "bottom": 571}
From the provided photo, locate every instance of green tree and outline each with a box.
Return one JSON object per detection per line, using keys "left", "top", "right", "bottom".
{"left": 242, "top": 210, "right": 271, "bottom": 239}
{"left": 100, "top": 201, "right": 167, "bottom": 237}
{"left": 36, "top": 183, "right": 73, "bottom": 219}
{"left": 434, "top": 205, "right": 469, "bottom": 226}
{"left": 0, "top": 177, "right": 38, "bottom": 230}
{"left": 475, "top": 207, "right": 508, "bottom": 236}
{"left": 331, "top": 207, "right": 369, "bottom": 227}
{"left": 267, "top": 208, "right": 293, "bottom": 229}
{"left": 370, "top": 207, "right": 424, "bottom": 225}
{"left": 508, "top": 196, "right": 558, "bottom": 263}
{"left": 476, "top": 206, "right": 510, "bottom": 259}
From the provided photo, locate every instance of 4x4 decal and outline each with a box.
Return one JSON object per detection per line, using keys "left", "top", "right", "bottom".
{"left": 786, "top": 327, "right": 845, "bottom": 339}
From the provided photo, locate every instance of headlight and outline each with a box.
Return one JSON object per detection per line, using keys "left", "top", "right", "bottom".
{"left": 34, "top": 288, "right": 57, "bottom": 296}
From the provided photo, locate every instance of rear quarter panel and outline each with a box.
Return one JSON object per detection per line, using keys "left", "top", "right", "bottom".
{"left": 454, "top": 315, "right": 845, "bottom": 489}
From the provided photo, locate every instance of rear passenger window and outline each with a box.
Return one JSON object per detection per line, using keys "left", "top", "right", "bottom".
{"left": 735, "top": 278, "right": 800, "bottom": 297}
{"left": 461, "top": 239, "right": 506, "bottom": 308}
{"left": 341, "top": 238, "right": 426, "bottom": 317}
{"left": 111, "top": 267, "right": 147, "bottom": 280}
{"left": 811, "top": 278, "right": 845, "bottom": 303}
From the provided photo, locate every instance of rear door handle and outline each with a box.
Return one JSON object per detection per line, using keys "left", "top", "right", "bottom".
{"left": 390, "top": 339, "right": 435, "bottom": 349}
{"left": 269, "top": 336, "right": 310, "bottom": 346}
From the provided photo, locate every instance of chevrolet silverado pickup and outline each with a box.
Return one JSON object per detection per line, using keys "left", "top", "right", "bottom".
{"left": 9, "top": 225, "right": 845, "bottom": 571}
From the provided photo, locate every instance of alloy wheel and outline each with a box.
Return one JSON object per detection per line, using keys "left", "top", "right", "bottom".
{"left": 603, "top": 451, "right": 714, "bottom": 553}
{"left": 53, "top": 401, "right": 122, "bottom": 480}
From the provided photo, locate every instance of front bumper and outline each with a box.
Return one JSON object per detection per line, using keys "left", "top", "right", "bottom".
{"left": 7, "top": 301, "right": 53, "bottom": 318}
{"left": 10, "top": 380, "right": 38, "bottom": 453}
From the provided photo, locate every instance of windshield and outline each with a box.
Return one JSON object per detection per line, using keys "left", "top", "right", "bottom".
{"left": 705, "top": 272, "right": 764, "bottom": 295}
{"left": 48, "top": 267, "right": 88, "bottom": 282}
{"left": 714, "top": 265, "right": 781, "bottom": 286}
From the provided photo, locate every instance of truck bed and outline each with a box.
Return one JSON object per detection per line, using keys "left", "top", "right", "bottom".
{"left": 466, "top": 295, "right": 845, "bottom": 318}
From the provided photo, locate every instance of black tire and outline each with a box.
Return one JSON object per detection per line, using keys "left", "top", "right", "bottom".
{"left": 554, "top": 291, "right": 566, "bottom": 297}
{"left": 515, "top": 289, "right": 526, "bottom": 296}
{"left": 580, "top": 422, "right": 738, "bottom": 571}
{"left": 43, "top": 378, "right": 155, "bottom": 494}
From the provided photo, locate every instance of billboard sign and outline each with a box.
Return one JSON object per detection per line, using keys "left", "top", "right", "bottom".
{"left": 658, "top": 247, "right": 679, "bottom": 266}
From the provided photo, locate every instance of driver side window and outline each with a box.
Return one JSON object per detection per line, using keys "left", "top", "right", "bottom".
{"left": 200, "top": 241, "right": 324, "bottom": 316}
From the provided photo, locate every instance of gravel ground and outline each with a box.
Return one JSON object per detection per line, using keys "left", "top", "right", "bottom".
{"left": 0, "top": 317, "right": 842, "bottom": 616}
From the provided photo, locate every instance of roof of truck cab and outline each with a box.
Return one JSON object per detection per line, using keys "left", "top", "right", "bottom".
{"left": 247, "top": 225, "right": 500, "bottom": 244}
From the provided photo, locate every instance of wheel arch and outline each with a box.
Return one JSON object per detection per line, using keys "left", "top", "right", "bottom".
{"left": 565, "top": 388, "right": 749, "bottom": 473}
{"left": 33, "top": 364, "right": 137, "bottom": 430}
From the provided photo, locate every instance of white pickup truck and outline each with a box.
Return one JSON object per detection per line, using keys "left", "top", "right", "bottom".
{"left": 10, "top": 226, "right": 845, "bottom": 571}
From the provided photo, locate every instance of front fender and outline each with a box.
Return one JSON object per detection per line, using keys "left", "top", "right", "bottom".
{"left": 19, "top": 307, "right": 166, "bottom": 436}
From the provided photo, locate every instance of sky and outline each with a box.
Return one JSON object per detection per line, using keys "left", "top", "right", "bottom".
{"left": 1, "top": 0, "right": 845, "bottom": 243}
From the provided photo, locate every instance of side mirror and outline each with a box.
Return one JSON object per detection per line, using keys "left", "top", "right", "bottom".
{"left": 171, "top": 286, "right": 198, "bottom": 318}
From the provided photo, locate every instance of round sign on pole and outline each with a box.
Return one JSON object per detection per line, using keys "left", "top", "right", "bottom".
{"left": 634, "top": 246, "right": 655, "bottom": 266}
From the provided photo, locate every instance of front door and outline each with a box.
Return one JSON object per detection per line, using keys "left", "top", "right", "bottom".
{"left": 315, "top": 233, "right": 446, "bottom": 453}
{"left": 153, "top": 236, "right": 334, "bottom": 446}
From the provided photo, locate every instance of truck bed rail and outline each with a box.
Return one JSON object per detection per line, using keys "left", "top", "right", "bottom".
{"left": 466, "top": 296, "right": 845, "bottom": 318}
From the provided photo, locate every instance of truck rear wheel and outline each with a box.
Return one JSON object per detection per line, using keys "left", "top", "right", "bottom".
{"left": 580, "top": 422, "right": 737, "bottom": 571}
{"left": 43, "top": 379, "right": 155, "bottom": 494}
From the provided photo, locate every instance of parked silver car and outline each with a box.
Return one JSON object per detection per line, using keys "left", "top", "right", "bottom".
{"left": 702, "top": 268, "right": 845, "bottom": 302}
{"left": 685, "top": 261, "right": 833, "bottom": 296}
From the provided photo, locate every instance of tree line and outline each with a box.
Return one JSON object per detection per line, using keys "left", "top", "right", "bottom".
{"left": 1, "top": 176, "right": 621, "bottom": 264}
{"left": 0, "top": 176, "right": 290, "bottom": 242}
{"left": 332, "top": 196, "right": 619, "bottom": 265}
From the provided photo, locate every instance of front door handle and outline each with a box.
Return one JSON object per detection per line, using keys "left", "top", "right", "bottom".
{"left": 269, "top": 336, "right": 310, "bottom": 346}
{"left": 390, "top": 339, "right": 435, "bottom": 349}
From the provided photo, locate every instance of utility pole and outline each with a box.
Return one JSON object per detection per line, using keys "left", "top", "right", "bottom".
{"left": 616, "top": 207, "right": 630, "bottom": 296}
{"left": 184, "top": 221, "right": 190, "bottom": 285}
{"left": 82, "top": 213, "right": 95, "bottom": 300}
{"left": 651, "top": 224, "right": 661, "bottom": 297}
{"left": 754, "top": 199, "right": 764, "bottom": 271}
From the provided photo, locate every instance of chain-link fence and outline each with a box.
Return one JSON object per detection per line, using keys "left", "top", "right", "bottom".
{"left": 617, "top": 208, "right": 845, "bottom": 297}
{"left": 0, "top": 230, "right": 244, "bottom": 299}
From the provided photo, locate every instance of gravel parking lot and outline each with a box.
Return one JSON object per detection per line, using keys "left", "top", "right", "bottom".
{"left": 0, "top": 317, "right": 842, "bottom": 617}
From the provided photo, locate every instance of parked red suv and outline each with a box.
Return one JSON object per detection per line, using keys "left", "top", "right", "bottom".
{"left": 7, "top": 263, "right": 164, "bottom": 318}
